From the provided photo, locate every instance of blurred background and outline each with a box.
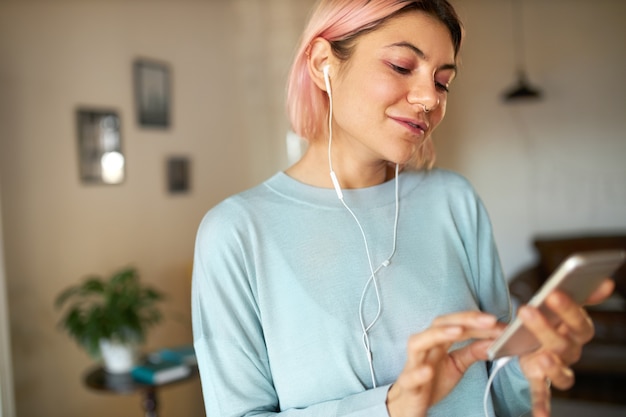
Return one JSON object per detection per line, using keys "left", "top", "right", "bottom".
{"left": 0, "top": 0, "right": 624, "bottom": 416}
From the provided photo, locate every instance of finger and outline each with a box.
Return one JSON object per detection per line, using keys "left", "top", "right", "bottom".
{"left": 395, "top": 363, "right": 434, "bottom": 391}
{"left": 518, "top": 306, "right": 571, "bottom": 356}
{"left": 454, "top": 325, "right": 505, "bottom": 341}
{"left": 387, "top": 366, "right": 434, "bottom": 416}
{"left": 585, "top": 278, "right": 615, "bottom": 305}
{"left": 529, "top": 376, "right": 551, "bottom": 417}
{"left": 545, "top": 291, "right": 594, "bottom": 345}
{"left": 414, "top": 345, "right": 447, "bottom": 370}
{"left": 405, "top": 323, "right": 503, "bottom": 369}
{"left": 432, "top": 312, "right": 505, "bottom": 342}
{"left": 523, "top": 351, "right": 575, "bottom": 390}
{"left": 518, "top": 306, "right": 583, "bottom": 364}
{"left": 448, "top": 339, "right": 493, "bottom": 372}
{"left": 431, "top": 311, "right": 498, "bottom": 329}
{"left": 405, "top": 326, "right": 462, "bottom": 367}
{"left": 519, "top": 356, "right": 553, "bottom": 417}
{"left": 548, "top": 364, "right": 574, "bottom": 391}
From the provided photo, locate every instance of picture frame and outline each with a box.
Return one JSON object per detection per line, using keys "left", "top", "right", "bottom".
{"left": 166, "top": 156, "right": 190, "bottom": 194}
{"left": 76, "top": 108, "right": 125, "bottom": 185}
{"left": 134, "top": 58, "right": 171, "bottom": 128}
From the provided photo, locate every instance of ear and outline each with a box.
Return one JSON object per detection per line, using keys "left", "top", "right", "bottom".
{"left": 307, "top": 37, "right": 335, "bottom": 93}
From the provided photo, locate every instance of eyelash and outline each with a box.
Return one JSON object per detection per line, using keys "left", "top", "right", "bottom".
{"left": 435, "top": 82, "right": 449, "bottom": 93}
{"left": 389, "top": 64, "right": 450, "bottom": 93}
{"left": 390, "top": 63, "right": 412, "bottom": 75}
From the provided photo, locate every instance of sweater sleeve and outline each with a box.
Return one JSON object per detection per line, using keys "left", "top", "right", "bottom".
{"left": 191, "top": 205, "right": 392, "bottom": 417}
{"left": 469, "top": 193, "right": 532, "bottom": 417}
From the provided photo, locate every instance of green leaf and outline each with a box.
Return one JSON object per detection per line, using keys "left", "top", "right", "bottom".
{"left": 53, "top": 266, "right": 164, "bottom": 358}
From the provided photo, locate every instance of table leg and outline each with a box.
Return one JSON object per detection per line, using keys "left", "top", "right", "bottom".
{"left": 142, "top": 387, "right": 158, "bottom": 417}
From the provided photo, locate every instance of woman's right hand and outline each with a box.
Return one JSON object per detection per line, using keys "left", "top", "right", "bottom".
{"left": 386, "top": 311, "right": 504, "bottom": 417}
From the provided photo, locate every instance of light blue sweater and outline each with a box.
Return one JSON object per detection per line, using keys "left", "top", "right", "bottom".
{"left": 192, "top": 169, "right": 530, "bottom": 417}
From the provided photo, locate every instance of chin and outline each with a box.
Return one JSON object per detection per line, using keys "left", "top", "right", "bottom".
{"left": 388, "top": 147, "right": 417, "bottom": 166}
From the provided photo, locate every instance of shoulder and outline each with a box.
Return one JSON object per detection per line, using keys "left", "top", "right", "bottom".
{"left": 405, "top": 168, "right": 479, "bottom": 199}
{"left": 195, "top": 177, "right": 275, "bottom": 242}
{"left": 404, "top": 169, "right": 490, "bottom": 228}
{"left": 425, "top": 168, "right": 474, "bottom": 189}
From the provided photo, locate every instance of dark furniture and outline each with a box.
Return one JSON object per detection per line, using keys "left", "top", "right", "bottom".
{"left": 508, "top": 234, "right": 626, "bottom": 404}
{"left": 84, "top": 365, "right": 198, "bottom": 417}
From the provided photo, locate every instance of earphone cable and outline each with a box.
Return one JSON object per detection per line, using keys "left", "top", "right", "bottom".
{"left": 325, "top": 67, "right": 400, "bottom": 388}
{"left": 483, "top": 356, "right": 516, "bottom": 417}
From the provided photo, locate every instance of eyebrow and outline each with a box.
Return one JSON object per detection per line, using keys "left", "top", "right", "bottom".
{"left": 388, "top": 41, "right": 458, "bottom": 73}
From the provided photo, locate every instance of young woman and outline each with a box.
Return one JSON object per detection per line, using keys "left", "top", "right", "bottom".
{"left": 192, "top": 1, "right": 613, "bottom": 416}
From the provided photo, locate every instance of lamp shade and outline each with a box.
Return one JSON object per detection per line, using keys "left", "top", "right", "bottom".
{"left": 503, "top": 71, "right": 542, "bottom": 102}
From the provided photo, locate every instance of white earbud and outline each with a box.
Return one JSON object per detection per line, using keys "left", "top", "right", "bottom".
{"left": 323, "top": 64, "right": 331, "bottom": 96}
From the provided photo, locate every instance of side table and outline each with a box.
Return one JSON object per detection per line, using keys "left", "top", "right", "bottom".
{"left": 83, "top": 365, "right": 198, "bottom": 417}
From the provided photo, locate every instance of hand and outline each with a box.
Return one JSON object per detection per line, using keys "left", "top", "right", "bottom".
{"left": 518, "top": 278, "right": 615, "bottom": 417}
{"left": 386, "top": 311, "right": 504, "bottom": 417}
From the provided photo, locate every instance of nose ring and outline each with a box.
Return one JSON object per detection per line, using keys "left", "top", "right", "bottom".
{"left": 419, "top": 103, "right": 431, "bottom": 113}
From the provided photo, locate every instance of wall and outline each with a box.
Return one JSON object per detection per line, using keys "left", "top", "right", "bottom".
{"left": 440, "top": 0, "right": 626, "bottom": 276}
{"left": 0, "top": 183, "right": 16, "bottom": 417}
{"left": 1, "top": 1, "right": 625, "bottom": 416}
{"left": 0, "top": 1, "right": 313, "bottom": 416}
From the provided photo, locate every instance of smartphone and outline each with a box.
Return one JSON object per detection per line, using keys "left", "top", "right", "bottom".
{"left": 487, "top": 249, "right": 626, "bottom": 360}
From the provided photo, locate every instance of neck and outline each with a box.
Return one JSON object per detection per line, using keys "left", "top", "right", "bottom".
{"left": 286, "top": 141, "right": 399, "bottom": 189}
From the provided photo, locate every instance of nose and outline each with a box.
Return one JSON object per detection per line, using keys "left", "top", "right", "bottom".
{"left": 407, "top": 77, "right": 440, "bottom": 113}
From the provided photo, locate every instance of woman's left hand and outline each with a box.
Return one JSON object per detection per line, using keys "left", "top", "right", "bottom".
{"left": 517, "top": 278, "right": 615, "bottom": 417}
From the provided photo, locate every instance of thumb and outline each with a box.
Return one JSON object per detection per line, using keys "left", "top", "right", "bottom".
{"left": 449, "top": 340, "right": 492, "bottom": 372}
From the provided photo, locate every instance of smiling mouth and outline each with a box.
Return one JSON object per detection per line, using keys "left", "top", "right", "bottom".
{"left": 397, "top": 118, "right": 427, "bottom": 135}
{"left": 407, "top": 121, "right": 423, "bottom": 131}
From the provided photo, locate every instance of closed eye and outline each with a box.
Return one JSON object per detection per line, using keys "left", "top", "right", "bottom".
{"left": 389, "top": 63, "right": 411, "bottom": 75}
{"left": 435, "top": 81, "right": 449, "bottom": 93}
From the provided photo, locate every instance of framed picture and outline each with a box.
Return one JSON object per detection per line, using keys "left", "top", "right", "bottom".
{"left": 166, "top": 156, "right": 190, "bottom": 194}
{"left": 76, "top": 108, "right": 125, "bottom": 185}
{"left": 134, "top": 58, "right": 171, "bottom": 128}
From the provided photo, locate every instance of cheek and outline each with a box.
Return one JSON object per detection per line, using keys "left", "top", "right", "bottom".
{"left": 337, "top": 80, "right": 393, "bottom": 122}
{"left": 369, "top": 77, "right": 399, "bottom": 100}
{"left": 349, "top": 69, "right": 403, "bottom": 107}
{"left": 370, "top": 75, "right": 407, "bottom": 105}
{"left": 430, "top": 100, "right": 447, "bottom": 132}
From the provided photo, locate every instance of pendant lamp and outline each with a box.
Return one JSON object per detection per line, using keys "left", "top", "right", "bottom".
{"left": 502, "top": 0, "right": 542, "bottom": 102}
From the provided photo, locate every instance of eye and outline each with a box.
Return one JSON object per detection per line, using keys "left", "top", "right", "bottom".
{"left": 435, "top": 71, "right": 455, "bottom": 93}
{"left": 389, "top": 63, "right": 412, "bottom": 75}
{"left": 435, "top": 81, "right": 449, "bottom": 93}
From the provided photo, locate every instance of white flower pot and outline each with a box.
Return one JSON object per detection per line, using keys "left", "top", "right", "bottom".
{"left": 99, "top": 339, "right": 137, "bottom": 374}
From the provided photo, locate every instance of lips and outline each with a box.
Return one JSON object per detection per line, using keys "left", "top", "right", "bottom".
{"left": 392, "top": 116, "right": 429, "bottom": 135}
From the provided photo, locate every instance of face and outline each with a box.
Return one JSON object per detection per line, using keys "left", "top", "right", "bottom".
{"left": 328, "top": 11, "right": 457, "bottom": 167}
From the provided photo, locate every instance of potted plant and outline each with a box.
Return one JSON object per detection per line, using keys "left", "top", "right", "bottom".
{"left": 55, "top": 266, "right": 164, "bottom": 373}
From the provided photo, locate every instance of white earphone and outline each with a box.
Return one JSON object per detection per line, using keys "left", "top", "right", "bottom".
{"left": 323, "top": 64, "right": 343, "bottom": 199}
{"left": 323, "top": 64, "right": 332, "bottom": 95}
{"left": 322, "top": 62, "right": 400, "bottom": 389}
